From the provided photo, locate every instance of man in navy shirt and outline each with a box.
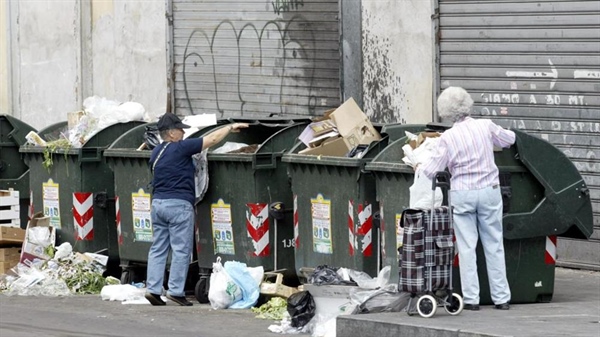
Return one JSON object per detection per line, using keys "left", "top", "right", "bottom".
{"left": 145, "top": 113, "right": 248, "bottom": 306}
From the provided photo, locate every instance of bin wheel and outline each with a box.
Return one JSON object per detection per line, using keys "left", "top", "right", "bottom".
{"left": 120, "top": 270, "right": 132, "bottom": 285}
{"left": 416, "top": 295, "right": 437, "bottom": 318}
{"left": 195, "top": 277, "right": 209, "bottom": 304}
{"left": 444, "top": 293, "right": 464, "bottom": 316}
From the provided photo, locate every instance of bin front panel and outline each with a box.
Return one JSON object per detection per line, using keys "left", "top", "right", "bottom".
{"left": 452, "top": 237, "right": 555, "bottom": 305}
{"left": 196, "top": 158, "right": 296, "bottom": 275}
{"left": 109, "top": 155, "right": 154, "bottom": 266}
{"left": 26, "top": 150, "right": 120, "bottom": 269}
{"left": 195, "top": 122, "right": 308, "bottom": 277}
{"left": 288, "top": 161, "right": 379, "bottom": 279}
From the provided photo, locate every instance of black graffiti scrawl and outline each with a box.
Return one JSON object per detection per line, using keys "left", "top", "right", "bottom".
{"left": 181, "top": 15, "right": 320, "bottom": 117}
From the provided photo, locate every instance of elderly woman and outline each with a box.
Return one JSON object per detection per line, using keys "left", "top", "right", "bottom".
{"left": 418, "top": 87, "right": 515, "bottom": 311}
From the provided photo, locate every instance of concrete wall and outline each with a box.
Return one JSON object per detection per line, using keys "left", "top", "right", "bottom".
{"left": 361, "top": 0, "right": 434, "bottom": 124}
{"left": 10, "top": 1, "right": 81, "bottom": 129}
{"left": 0, "top": 1, "right": 9, "bottom": 115}
{"left": 90, "top": 0, "right": 167, "bottom": 119}
{"left": 2, "top": 0, "right": 167, "bottom": 130}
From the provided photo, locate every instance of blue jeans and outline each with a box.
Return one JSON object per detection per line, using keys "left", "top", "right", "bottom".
{"left": 146, "top": 199, "right": 194, "bottom": 297}
{"left": 451, "top": 186, "right": 511, "bottom": 305}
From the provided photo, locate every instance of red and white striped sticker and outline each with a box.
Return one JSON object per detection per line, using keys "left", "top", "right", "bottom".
{"left": 293, "top": 195, "right": 299, "bottom": 249}
{"left": 545, "top": 235, "right": 557, "bottom": 264}
{"left": 348, "top": 200, "right": 355, "bottom": 256}
{"left": 115, "top": 196, "right": 123, "bottom": 245}
{"left": 246, "top": 203, "right": 270, "bottom": 257}
{"left": 357, "top": 203, "right": 373, "bottom": 257}
{"left": 73, "top": 192, "right": 94, "bottom": 241}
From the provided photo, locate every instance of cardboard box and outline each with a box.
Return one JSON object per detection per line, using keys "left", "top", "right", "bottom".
{"left": 20, "top": 213, "right": 55, "bottom": 264}
{"left": 0, "top": 247, "right": 22, "bottom": 261}
{"left": 0, "top": 226, "right": 25, "bottom": 246}
{"left": 298, "top": 97, "right": 381, "bottom": 156}
{"left": 330, "top": 98, "right": 381, "bottom": 150}
{"left": 260, "top": 272, "right": 299, "bottom": 298}
{"left": 299, "top": 136, "right": 349, "bottom": 157}
{"left": 410, "top": 131, "right": 441, "bottom": 149}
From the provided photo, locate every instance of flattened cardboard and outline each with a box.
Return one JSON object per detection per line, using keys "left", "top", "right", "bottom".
{"left": 410, "top": 131, "right": 441, "bottom": 149}
{"left": 299, "top": 136, "right": 349, "bottom": 157}
{"left": 20, "top": 213, "right": 55, "bottom": 264}
{"left": 330, "top": 98, "right": 381, "bottom": 149}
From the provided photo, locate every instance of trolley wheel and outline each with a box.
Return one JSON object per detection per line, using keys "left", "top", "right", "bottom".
{"left": 120, "top": 270, "right": 132, "bottom": 285}
{"left": 444, "top": 293, "right": 464, "bottom": 316}
{"left": 195, "top": 277, "right": 209, "bottom": 304}
{"left": 416, "top": 295, "right": 438, "bottom": 318}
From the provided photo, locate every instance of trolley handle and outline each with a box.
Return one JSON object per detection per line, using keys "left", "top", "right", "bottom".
{"left": 432, "top": 171, "right": 451, "bottom": 192}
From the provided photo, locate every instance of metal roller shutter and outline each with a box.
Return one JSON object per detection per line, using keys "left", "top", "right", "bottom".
{"left": 438, "top": 0, "right": 600, "bottom": 269}
{"left": 169, "top": 0, "right": 341, "bottom": 118}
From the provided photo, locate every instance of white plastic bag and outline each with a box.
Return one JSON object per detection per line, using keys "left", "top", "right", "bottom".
{"left": 213, "top": 141, "right": 249, "bottom": 154}
{"left": 100, "top": 284, "right": 146, "bottom": 302}
{"left": 208, "top": 257, "right": 242, "bottom": 309}
{"left": 410, "top": 169, "right": 443, "bottom": 209}
{"left": 224, "top": 261, "right": 260, "bottom": 309}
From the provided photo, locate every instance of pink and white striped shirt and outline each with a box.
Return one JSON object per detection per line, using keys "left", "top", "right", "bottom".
{"left": 420, "top": 117, "right": 515, "bottom": 191}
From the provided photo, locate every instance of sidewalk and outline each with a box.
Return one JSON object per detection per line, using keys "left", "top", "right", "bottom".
{"left": 337, "top": 267, "right": 600, "bottom": 337}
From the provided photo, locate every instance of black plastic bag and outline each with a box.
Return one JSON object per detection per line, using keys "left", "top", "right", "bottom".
{"left": 308, "top": 265, "right": 355, "bottom": 286}
{"left": 144, "top": 124, "right": 161, "bottom": 150}
{"left": 287, "top": 291, "right": 316, "bottom": 328}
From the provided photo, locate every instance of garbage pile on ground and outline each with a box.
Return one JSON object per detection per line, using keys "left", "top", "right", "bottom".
{"left": 265, "top": 265, "right": 409, "bottom": 337}
{"left": 0, "top": 242, "right": 117, "bottom": 296}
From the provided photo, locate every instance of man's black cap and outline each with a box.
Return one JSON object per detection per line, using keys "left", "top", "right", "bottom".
{"left": 157, "top": 113, "right": 191, "bottom": 131}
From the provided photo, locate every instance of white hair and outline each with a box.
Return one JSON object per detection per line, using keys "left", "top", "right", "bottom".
{"left": 437, "top": 87, "right": 473, "bottom": 122}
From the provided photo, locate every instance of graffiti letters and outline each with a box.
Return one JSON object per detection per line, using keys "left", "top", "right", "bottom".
{"left": 182, "top": 16, "right": 318, "bottom": 116}
{"left": 272, "top": 0, "right": 304, "bottom": 15}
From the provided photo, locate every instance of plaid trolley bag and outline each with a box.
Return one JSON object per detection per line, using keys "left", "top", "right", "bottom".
{"left": 398, "top": 171, "right": 464, "bottom": 317}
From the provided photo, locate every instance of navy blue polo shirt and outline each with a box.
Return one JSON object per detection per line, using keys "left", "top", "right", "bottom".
{"left": 149, "top": 138, "right": 204, "bottom": 205}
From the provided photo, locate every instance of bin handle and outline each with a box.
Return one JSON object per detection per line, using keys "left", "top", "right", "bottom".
{"left": 78, "top": 148, "right": 103, "bottom": 162}
{"left": 253, "top": 153, "right": 278, "bottom": 169}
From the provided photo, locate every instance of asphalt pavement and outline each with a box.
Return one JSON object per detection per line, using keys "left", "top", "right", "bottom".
{"left": 0, "top": 267, "right": 598, "bottom": 337}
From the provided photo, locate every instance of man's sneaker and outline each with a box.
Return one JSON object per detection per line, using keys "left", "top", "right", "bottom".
{"left": 166, "top": 294, "right": 193, "bottom": 306}
{"left": 145, "top": 293, "right": 166, "bottom": 306}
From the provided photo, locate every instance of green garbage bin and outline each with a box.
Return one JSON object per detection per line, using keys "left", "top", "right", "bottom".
{"left": 104, "top": 121, "right": 223, "bottom": 285}
{"left": 280, "top": 123, "right": 415, "bottom": 281}
{"left": 365, "top": 125, "right": 593, "bottom": 304}
{"left": 20, "top": 121, "right": 145, "bottom": 276}
{"left": 0, "top": 115, "right": 38, "bottom": 228}
{"left": 194, "top": 118, "right": 310, "bottom": 302}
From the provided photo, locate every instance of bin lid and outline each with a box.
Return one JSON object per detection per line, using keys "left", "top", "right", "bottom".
{"left": 502, "top": 130, "right": 593, "bottom": 240}
{"left": 0, "top": 115, "right": 37, "bottom": 181}
{"left": 0, "top": 115, "right": 37, "bottom": 147}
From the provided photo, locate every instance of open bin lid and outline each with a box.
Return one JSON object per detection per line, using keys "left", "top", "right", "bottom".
{"left": 366, "top": 125, "right": 593, "bottom": 241}
{"left": 503, "top": 130, "right": 593, "bottom": 240}
{"left": 0, "top": 115, "right": 37, "bottom": 180}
